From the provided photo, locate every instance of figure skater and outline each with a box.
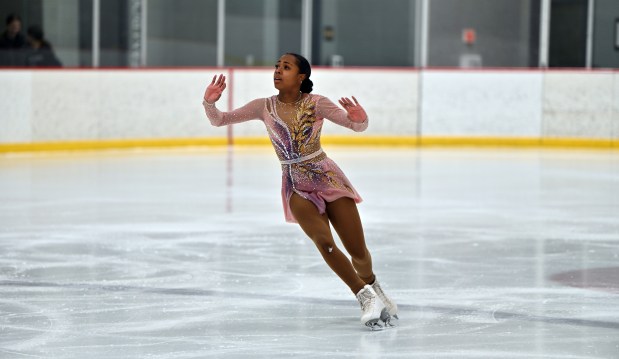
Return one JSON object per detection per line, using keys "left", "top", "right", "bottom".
{"left": 202, "top": 53, "right": 398, "bottom": 330}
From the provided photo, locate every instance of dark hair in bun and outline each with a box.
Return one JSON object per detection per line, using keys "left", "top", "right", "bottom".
{"left": 287, "top": 53, "right": 313, "bottom": 93}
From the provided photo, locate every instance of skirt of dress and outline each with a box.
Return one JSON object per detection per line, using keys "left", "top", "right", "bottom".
{"left": 281, "top": 156, "right": 362, "bottom": 223}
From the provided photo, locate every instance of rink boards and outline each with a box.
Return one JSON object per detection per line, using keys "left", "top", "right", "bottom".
{"left": 1, "top": 68, "right": 618, "bottom": 151}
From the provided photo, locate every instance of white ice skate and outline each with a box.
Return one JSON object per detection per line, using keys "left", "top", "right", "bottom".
{"left": 371, "top": 280, "right": 398, "bottom": 324}
{"left": 356, "top": 285, "right": 390, "bottom": 330}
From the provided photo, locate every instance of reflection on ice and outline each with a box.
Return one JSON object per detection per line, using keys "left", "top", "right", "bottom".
{"left": 1, "top": 147, "right": 618, "bottom": 358}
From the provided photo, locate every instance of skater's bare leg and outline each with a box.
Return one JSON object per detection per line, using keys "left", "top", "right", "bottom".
{"left": 289, "top": 193, "right": 366, "bottom": 294}
{"left": 327, "top": 197, "right": 398, "bottom": 319}
{"left": 326, "top": 197, "right": 375, "bottom": 284}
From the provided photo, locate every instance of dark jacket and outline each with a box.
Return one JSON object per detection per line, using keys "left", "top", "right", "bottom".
{"left": 0, "top": 31, "right": 27, "bottom": 66}
{"left": 24, "top": 43, "right": 62, "bottom": 67}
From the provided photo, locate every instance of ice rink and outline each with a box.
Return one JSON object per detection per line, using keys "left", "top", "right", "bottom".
{"left": 1, "top": 146, "right": 618, "bottom": 358}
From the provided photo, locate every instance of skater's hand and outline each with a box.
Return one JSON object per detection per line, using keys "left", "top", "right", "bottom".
{"left": 339, "top": 96, "right": 367, "bottom": 123}
{"left": 204, "top": 74, "right": 226, "bottom": 104}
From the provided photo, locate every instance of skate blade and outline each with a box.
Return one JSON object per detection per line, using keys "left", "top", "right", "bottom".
{"left": 364, "top": 319, "right": 384, "bottom": 331}
{"left": 386, "top": 307, "right": 399, "bottom": 320}
{"left": 381, "top": 318, "right": 397, "bottom": 328}
{"left": 380, "top": 308, "right": 397, "bottom": 328}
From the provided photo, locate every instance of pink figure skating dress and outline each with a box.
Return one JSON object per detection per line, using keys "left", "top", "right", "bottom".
{"left": 203, "top": 94, "right": 367, "bottom": 223}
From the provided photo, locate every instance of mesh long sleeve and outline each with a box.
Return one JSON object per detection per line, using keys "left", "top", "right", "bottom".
{"left": 315, "top": 95, "right": 368, "bottom": 132}
{"left": 203, "top": 98, "right": 265, "bottom": 127}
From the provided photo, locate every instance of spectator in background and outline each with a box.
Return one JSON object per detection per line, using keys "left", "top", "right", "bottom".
{"left": 0, "top": 14, "right": 27, "bottom": 66}
{"left": 24, "top": 25, "right": 62, "bottom": 67}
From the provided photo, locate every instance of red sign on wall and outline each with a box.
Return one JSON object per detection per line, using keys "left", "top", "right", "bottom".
{"left": 462, "top": 28, "right": 476, "bottom": 45}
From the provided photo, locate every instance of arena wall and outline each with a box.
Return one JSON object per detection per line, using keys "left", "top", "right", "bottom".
{"left": 0, "top": 68, "right": 617, "bottom": 151}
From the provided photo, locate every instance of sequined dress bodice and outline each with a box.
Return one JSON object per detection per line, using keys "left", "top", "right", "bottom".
{"left": 264, "top": 95, "right": 326, "bottom": 164}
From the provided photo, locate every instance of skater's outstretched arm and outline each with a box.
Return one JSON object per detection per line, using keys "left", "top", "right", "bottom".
{"left": 315, "top": 95, "right": 368, "bottom": 132}
{"left": 203, "top": 74, "right": 264, "bottom": 127}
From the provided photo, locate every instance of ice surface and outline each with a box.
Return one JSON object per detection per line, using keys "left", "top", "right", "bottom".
{"left": 1, "top": 146, "right": 618, "bottom": 358}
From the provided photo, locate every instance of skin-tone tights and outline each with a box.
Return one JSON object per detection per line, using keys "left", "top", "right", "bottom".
{"left": 289, "top": 193, "right": 376, "bottom": 294}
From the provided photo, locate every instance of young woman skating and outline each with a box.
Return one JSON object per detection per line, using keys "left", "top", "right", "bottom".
{"left": 203, "top": 53, "right": 398, "bottom": 330}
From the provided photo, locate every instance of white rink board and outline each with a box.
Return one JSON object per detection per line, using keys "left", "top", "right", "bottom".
{"left": 0, "top": 70, "right": 224, "bottom": 142}
{"left": 615, "top": 73, "right": 619, "bottom": 139}
{"left": 312, "top": 69, "right": 419, "bottom": 136}
{"left": 1, "top": 68, "right": 618, "bottom": 144}
{"left": 0, "top": 71, "right": 32, "bottom": 142}
{"left": 420, "top": 71, "right": 543, "bottom": 137}
{"left": 31, "top": 71, "right": 101, "bottom": 141}
{"left": 542, "top": 71, "right": 616, "bottom": 139}
{"left": 94, "top": 71, "right": 215, "bottom": 139}
{"left": 226, "top": 69, "right": 273, "bottom": 138}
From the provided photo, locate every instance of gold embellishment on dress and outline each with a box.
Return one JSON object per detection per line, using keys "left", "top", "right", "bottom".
{"left": 291, "top": 99, "right": 319, "bottom": 154}
{"left": 285, "top": 96, "right": 353, "bottom": 195}
{"left": 297, "top": 163, "right": 353, "bottom": 194}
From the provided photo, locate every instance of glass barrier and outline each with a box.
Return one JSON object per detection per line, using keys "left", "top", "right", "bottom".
{"left": 0, "top": 0, "right": 617, "bottom": 68}
{"left": 313, "top": 0, "right": 416, "bottom": 67}
{"left": 427, "top": 0, "right": 541, "bottom": 68}
{"left": 592, "top": 0, "right": 619, "bottom": 68}
{"left": 0, "top": 0, "right": 89, "bottom": 67}
{"left": 146, "top": 0, "right": 218, "bottom": 67}
{"left": 225, "top": 0, "right": 302, "bottom": 66}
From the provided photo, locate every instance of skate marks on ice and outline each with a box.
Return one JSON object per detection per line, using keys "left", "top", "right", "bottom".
{"left": 3, "top": 279, "right": 619, "bottom": 358}
{"left": 2, "top": 148, "right": 619, "bottom": 357}
{"left": 2, "top": 279, "right": 618, "bottom": 332}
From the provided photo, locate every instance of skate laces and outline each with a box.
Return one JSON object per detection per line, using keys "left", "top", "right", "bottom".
{"left": 357, "top": 288, "right": 375, "bottom": 312}
{"left": 373, "top": 281, "right": 383, "bottom": 294}
{"left": 372, "top": 281, "right": 388, "bottom": 302}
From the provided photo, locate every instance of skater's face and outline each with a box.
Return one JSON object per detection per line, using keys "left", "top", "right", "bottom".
{"left": 273, "top": 54, "right": 305, "bottom": 92}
